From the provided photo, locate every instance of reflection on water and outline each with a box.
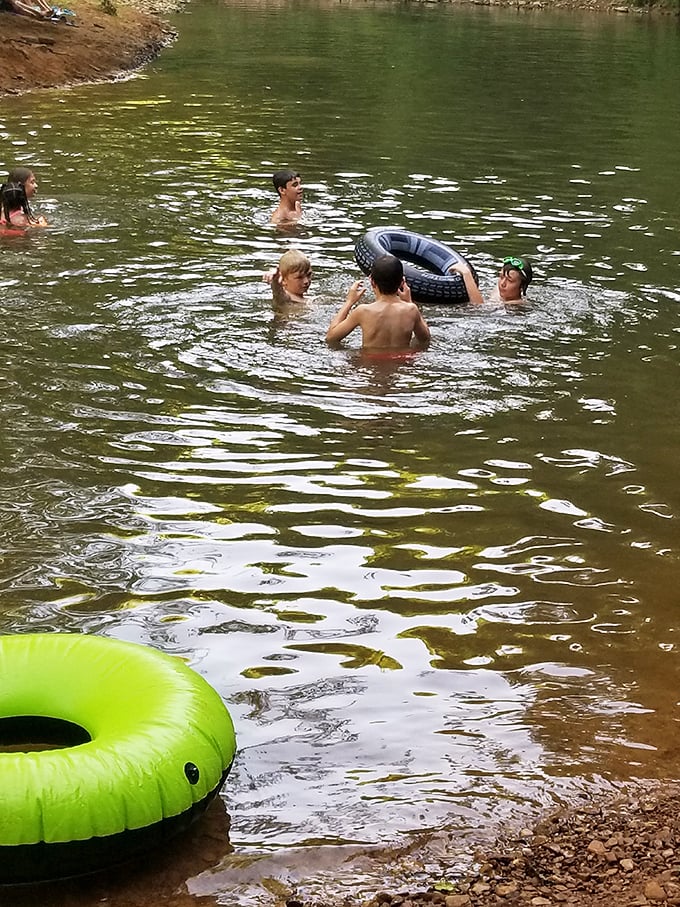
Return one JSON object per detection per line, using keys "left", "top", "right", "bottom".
{"left": 1, "top": 0, "right": 680, "bottom": 901}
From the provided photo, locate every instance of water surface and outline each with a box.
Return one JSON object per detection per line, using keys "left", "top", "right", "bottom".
{"left": 1, "top": 1, "right": 679, "bottom": 902}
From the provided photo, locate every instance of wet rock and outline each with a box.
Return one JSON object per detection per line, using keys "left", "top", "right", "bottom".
{"left": 304, "top": 785, "right": 680, "bottom": 907}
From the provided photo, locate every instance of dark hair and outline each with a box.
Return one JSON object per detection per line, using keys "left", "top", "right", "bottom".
{"left": 370, "top": 254, "right": 404, "bottom": 295}
{"left": 7, "top": 166, "right": 34, "bottom": 187}
{"left": 272, "top": 169, "right": 300, "bottom": 195}
{"left": 1, "top": 181, "right": 36, "bottom": 226}
{"left": 502, "top": 256, "right": 533, "bottom": 295}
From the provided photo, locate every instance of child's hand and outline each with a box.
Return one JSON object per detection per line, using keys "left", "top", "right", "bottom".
{"left": 263, "top": 268, "right": 278, "bottom": 285}
{"left": 448, "top": 260, "right": 483, "bottom": 305}
{"left": 269, "top": 268, "right": 294, "bottom": 305}
{"left": 345, "top": 280, "right": 366, "bottom": 307}
{"left": 397, "top": 279, "right": 412, "bottom": 303}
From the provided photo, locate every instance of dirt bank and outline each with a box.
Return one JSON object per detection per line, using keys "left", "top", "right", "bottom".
{"left": 0, "top": 0, "right": 175, "bottom": 96}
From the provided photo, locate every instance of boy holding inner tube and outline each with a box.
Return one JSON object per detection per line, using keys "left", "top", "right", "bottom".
{"left": 449, "top": 256, "right": 533, "bottom": 305}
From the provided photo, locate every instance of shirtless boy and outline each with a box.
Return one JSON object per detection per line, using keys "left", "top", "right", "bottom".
{"left": 326, "top": 254, "right": 431, "bottom": 350}
{"left": 269, "top": 170, "right": 303, "bottom": 225}
{"left": 265, "top": 249, "right": 312, "bottom": 305}
{"left": 449, "top": 256, "right": 533, "bottom": 305}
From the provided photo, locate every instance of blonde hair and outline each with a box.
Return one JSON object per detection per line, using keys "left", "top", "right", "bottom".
{"left": 278, "top": 249, "right": 311, "bottom": 278}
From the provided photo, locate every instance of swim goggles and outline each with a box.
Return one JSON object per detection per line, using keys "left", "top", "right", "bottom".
{"left": 502, "top": 256, "right": 527, "bottom": 279}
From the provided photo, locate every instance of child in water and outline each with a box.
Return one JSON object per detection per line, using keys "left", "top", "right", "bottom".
{"left": 264, "top": 249, "right": 313, "bottom": 305}
{"left": 0, "top": 167, "right": 47, "bottom": 228}
{"left": 449, "top": 255, "right": 533, "bottom": 305}
{"left": 326, "top": 254, "right": 430, "bottom": 350}
{"left": 269, "top": 170, "right": 303, "bottom": 226}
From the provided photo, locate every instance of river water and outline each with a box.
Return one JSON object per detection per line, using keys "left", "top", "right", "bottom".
{"left": 1, "top": 1, "right": 679, "bottom": 903}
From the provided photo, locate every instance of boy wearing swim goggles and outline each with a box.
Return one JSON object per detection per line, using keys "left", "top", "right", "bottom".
{"left": 449, "top": 255, "right": 533, "bottom": 305}
{"left": 494, "top": 256, "right": 533, "bottom": 303}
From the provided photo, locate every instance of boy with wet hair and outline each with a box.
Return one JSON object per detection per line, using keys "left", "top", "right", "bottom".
{"left": 450, "top": 255, "right": 533, "bottom": 305}
{"left": 326, "top": 254, "right": 431, "bottom": 350}
{"left": 270, "top": 169, "right": 303, "bottom": 225}
{"left": 264, "top": 248, "right": 313, "bottom": 304}
{"left": 493, "top": 256, "right": 533, "bottom": 302}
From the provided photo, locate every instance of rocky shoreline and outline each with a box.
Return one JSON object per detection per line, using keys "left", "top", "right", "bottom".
{"left": 296, "top": 784, "right": 680, "bottom": 907}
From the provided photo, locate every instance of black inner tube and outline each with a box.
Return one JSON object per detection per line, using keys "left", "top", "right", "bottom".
{"left": 354, "top": 228, "right": 478, "bottom": 304}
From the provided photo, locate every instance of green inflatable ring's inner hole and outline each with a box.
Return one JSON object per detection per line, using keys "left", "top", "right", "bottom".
{"left": 0, "top": 715, "right": 91, "bottom": 752}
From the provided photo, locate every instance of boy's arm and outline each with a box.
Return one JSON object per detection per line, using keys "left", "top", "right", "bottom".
{"left": 448, "top": 262, "right": 483, "bottom": 305}
{"left": 326, "top": 280, "right": 366, "bottom": 343}
{"left": 397, "top": 279, "right": 413, "bottom": 303}
{"left": 398, "top": 280, "right": 430, "bottom": 345}
{"left": 265, "top": 267, "right": 294, "bottom": 306}
{"left": 413, "top": 309, "right": 431, "bottom": 345}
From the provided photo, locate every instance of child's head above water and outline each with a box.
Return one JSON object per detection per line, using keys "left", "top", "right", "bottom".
{"left": 370, "top": 254, "right": 404, "bottom": 295}
{"left": 278, "top": 248, "right": 311, "bottom": 278}
{"left": 273, "top": 169, "right": 301, "bottom": 198}
{"left": 6, "top": 167, "right": 38, "bottom": 200}
{"left": 1, "top": 181, "right": 32, "bottom": 225}
{"left": 500, "top": 256, "right": 533, "bottom": 297}
{"left": 277, "top": 248, "right": 312, "bottom": 302}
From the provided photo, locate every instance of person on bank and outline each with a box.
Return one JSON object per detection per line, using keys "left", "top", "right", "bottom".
{"left": 264, "top": 249, "right": 313, "bottom": 305}
{"left": 3, "top": 0, "right": 54, "bottom": 18}
{"left": 449, "top": 256, "right": 533, "bottom": 305}
{"left": 0, "top": 167, "right": 47, "bottom": 228}
{"left": 326, "top": 254, "right": 431, "bottom": 350}
{"left": 269, "top": 169, "right": 303, "bottom": 225}
{"left": 3, "top": 0, "right": 74, "bottom": 20}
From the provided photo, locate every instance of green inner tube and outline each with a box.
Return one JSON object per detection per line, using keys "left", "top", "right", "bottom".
{"left": 0, "top": 633, "right": 237, "bottom": 883}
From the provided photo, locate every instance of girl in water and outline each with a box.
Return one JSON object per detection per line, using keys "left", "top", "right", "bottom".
{"left": 0, "top": 167, "right": 47, "bottom": 228}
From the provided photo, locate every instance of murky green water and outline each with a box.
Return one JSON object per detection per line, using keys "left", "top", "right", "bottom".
{"left": 1, "top": 0, "right": 680, "bottom": 902}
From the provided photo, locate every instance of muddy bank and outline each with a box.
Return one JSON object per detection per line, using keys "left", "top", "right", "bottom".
{"left": 0, "top": 0, "right": 176, "bottom": 96}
